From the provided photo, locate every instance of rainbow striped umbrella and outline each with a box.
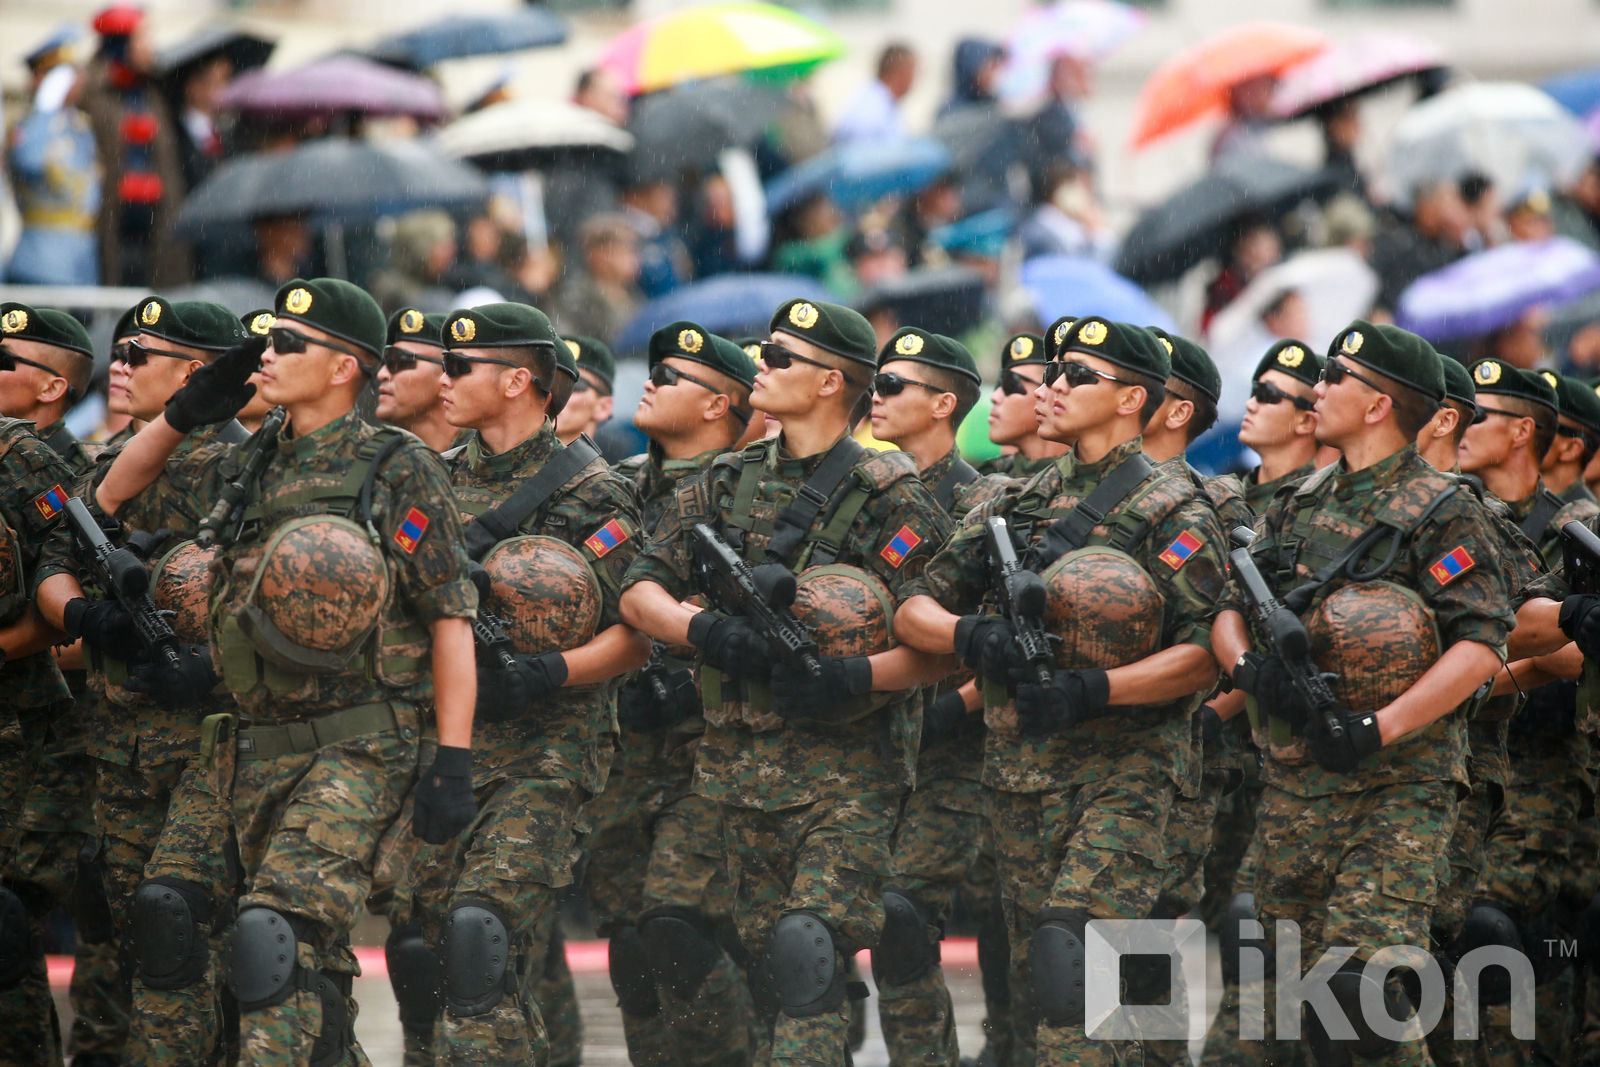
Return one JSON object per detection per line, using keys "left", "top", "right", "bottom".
{"left": 596, "top": 2, "right": 847, "bottom": 96}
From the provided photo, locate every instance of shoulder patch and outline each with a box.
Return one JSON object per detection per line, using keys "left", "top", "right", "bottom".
{"left": 394, "top": 507, "right": 429, "bottom": 554}
{"left": 1158, "top": 529, "right": 1203, "bottom": 570}
{"left": 879, "top": 525, "right": 923, "bottom": 568}
{"left": 1427, "top": 546, "right": 1475, "bottom": 586}
{"left": 34, "top": 483, "right": 67, "bottom": 521}
{"left": 584, "top": 518, "right": 630, "bottom": 558}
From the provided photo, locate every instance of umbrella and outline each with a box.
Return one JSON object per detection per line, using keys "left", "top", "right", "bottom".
{"left": 764, "top": 137, "right": 952, "bottom": 214}
{"left": 613, "top": 273, "right": 831, "bottom": 355}
{"left": 855, "top": 267, "right": 988, "bottom": 337}
{"left": 998, "top": 0, "right": 1147, "bottom": 104}
{"left": 217, "top": 55, "right": 448, "bottom": 121}
{"left": 1130, "top": 22, "right": 1330, "bottom": 148}
{"left": 1540, "top": 67, "right": 1600, "bottom": 118}
{"left": 155, "top": 27, "right": 274, "bottom": 80}
{"left": 177, "top": 138, "right": 488, "bottom": 233}
{"left": 1206, "top": 248, "right": 1379, "bottom": 352}
{"left": 1021, "top": 256, "right": 1178, "bottom": 333}
{"left": 437, "top": 101, "right": 634, "bottom": 172}
{"left": 1270, "top": 33, "right": 1445, "bottom": 120}
{"left": 596, "top": 1, "right": 846, "bottom": 96}
{"left": 628, "top": 80, "right": 786, "bottom": 180}
{"left": 1386, "top": 82, "right": 1588, "bottom": 206}
{"left": 1396, "top": 237, "right": 1600, "bottom": 342}
{"left": 366, "top": 10, "right": 567, "bottom": 70}
{"left": 1115, "top": 158, "right": 1337, "bottom": 286}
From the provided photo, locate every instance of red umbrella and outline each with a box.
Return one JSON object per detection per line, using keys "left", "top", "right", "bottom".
{"left": 1270, "top": 33, "right": 1445, "bottom": 119}
{"left": 217, "top": 55, "right": 448, "bottom": 121}
{"left": 1129, "top": 22, "right": 1329, "bottom": 148}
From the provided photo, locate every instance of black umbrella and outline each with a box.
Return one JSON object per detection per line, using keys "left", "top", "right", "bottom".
{"left": 1115, "top": 159, "right": 1339, "bottom": 286}
{"left": 155, "top": 27, "right": 275, "bottom": 81}
{"left": 366, "top": 10, "right": 567, "bottom": 71}
{"left": 931, "top": 103, "right": 1024, "bottom": 213}
{"left": 627, "top": 80, "right": 785, "bottom": 181}
{"left": 855, "top": 266, "right": 988, "bottom": 337}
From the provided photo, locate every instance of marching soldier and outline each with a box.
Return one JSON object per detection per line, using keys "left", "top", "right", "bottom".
{"left": 1227, "top": 339, "right": 1325, "bottom": 512}
{"left": 555, "top": 334, "right": 616, "bottom": 446}
{"left": 1540, "top": 372, "right": 1600, "bottom": 503}
{"left": 979, "top": 330, "right": 1067, "bottom": 480}
{"left": 377, "top": 308, "right": 462, "bottom": 454}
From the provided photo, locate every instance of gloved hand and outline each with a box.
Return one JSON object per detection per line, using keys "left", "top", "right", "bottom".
{"left": 62, "top": 597, "right": 142, "bottom": 659}
{"left": 618, "top": 665, "right": 699, "bottom": 732}
{"left": 475, "top": 652, "right": 567, "bottom": 722}
{"left": 1014, "top": 668, "right": 1111, "bottom": 736}
{"left": 412, "top": 746, "right": 476, "bottom": 844}
{"left": 124, "top": 643, "right": 219, "bottom": 712}
{"left": 920, "top": 689, "right": 970, "bottom": 751}
{"left": 1560, "top": 595, "right": 1600, "bottom": 663}
{"left": 953, "top": 615, "right": 1025, "bottom": 685}
{"left": 1232, "top": 652, "right": 1318, "bottom": 731}
{"left": 1304, "top": 707, "right": 1383, "bottom": 773}
{"left": 686, "top": 612, "right": 772, "bottom": 680}
{"left": 164, "top": 335, "right": 265, "bottom": 433}
{"left": 769, "top": 655, "right": 873, "bottom": 719}
{"left": 1200, "top": 704, "right": 1225, "bottom": 743}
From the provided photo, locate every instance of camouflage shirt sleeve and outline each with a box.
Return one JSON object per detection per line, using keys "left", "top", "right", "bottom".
{"left": 621, "top": 472, "right": 698, "bottom": 603}
{"left": 374, "top": 441, "right": 476, "bottom": 624}
{"left": 2, "top": 433, "right": 76, "bottom": 592}
{"left": 854, "top": 473, "right": 951, "bottom": 597}
{"left": 1138, "top": 497, "right": 1230, "bottom": 651}
{"left": 900, "top": 489, "right": 1014, "bottom": 613}
{"left": 553, "top": 467, "right": 645, "bottom": 630}
{"left": 1408, "top": 492, "right": 1515, "bottom": 658}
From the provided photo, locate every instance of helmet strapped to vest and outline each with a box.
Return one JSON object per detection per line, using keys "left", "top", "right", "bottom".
{"left": 479, "top": 535, "right": 601, "bottom": 655}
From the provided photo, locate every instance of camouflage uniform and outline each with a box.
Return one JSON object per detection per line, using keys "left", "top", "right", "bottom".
{"left": 583, "top": 445, "right": 762, "bottom": 1067}
{"left": 907, "top": 436, "right": 1229, "bottom": 1066}
{"left": 623, "top": 433, "right": 950, "bottom": 1065}
{"left": 975, "top": 452, "right": 1056, "bottom": 481}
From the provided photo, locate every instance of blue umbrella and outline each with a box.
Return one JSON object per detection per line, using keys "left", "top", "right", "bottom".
{"left": 367, "top": 11, "right": 567, "bottom": 70}
{"left": 1396, "top": 237, "right": 1600, "bottom": 342}
{"left": 1021, "top": 256, "right": 1178, "bottom": 333}
{"left": 765, "top": 137, "right": 951, "bottom": 215}
{"left": 1540, "top": 67, "right": 1600, "bottom": 117}
{"left": 613, "top": 273, "right": 831, "bottom": 355}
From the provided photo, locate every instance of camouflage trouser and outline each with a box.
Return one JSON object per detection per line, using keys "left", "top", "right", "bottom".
{"left": 232, "top": 721, "right": 420, "bottom": 1066}
{"left": 411, "top": 774, "right": 586, "bottom": 1066}
{"left": 1199, "top": 721, "right": 1260, "bottom": 929}
{"left": 1426, "top": 778, "right": 1499, "bottom": 1067}
{"left": 721, "top": 790, "right": 900, "bottom": 1067}
{"left": 988, "top": 759, "right": 1177, "bottom": 1067}
{"left": 879, "top": 775, "right": 1006, "bottom": 1067}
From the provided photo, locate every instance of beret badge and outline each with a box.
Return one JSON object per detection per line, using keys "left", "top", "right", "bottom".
{"left": 895, "top": 333, "right": 925, "bottom": 356}
{"left": 1077, "top": 320, "right": 1108, "bottom": 346}
{"left": 679, "top": 329, "right": 703, "bottom": 354}
{"left": 1278, "top": 345, "right": 1305, "bottom": 368}
{"left": 284, "top": 288, "right": 313, "bottom": 315}
{"left": 1475, "top": 361, "right": 1502, "bottom": 386}
{"left": 450, "top": 317, "right": 476, "bottom": 343}
{"left": 788, "top": 302, "right": 819, "bottom": 329}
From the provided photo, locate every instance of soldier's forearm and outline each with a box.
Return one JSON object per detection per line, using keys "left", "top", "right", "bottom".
{"left": 1376, "top": 640, "right": 1501, "bottom": 744}
{"left": 865, "top": 645, "right": 955, "bottom": 691}
{"left": 35, "top": 573, "right": 85, "bottom": 631}
{"left": 1104, "top": 642, "right": 1216, "bottom": 705}
{"left": 561, "top": 623, "right": 651, "bottom": 686}
{"left": 1529, "top": 641, "right": 1585, "bottom": 682}
{"left": 95, "top": 416, "right": 185, "bottom": 516}
{"left": 892, "top": 594, "right": 959, "bottom": 654}
{"left": 619, "top": 581, "right": 698, "bottom": 647}
{"left": 430, "top": 616, "right": 476, "bottom": 749}
{"left": 0, "top": 606, "right": 65, "bottom": 660}
{"left": 1210, "top": 610, "right": 1251, "bottom": 678}
{"left": 1209, "top": 687, "right": 1248, "bottom": 722}
{"left": 1507, "top": 597, "right": 1565, "bottom": 661}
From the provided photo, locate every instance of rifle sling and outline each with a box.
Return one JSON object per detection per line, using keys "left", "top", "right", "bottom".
{"left": 932, "top": 456, "right": 979, "bottom": 514}
{"left": 763, "top": 436, "right": 864, "bottom": 569}
{"left": 1519, "top": 489, "right": 1563, "bottom": 543}
{"left": 1030, "top": 452, "right": 1154, "bottom": 570}
{"left": 462, "top": 436, "right": 599, "bottom": 562}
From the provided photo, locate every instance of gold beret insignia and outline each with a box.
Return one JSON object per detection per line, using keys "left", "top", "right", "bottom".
{"left": 1009, "top": 337, "right": 1034, "bottom": 360}
{"left": 1474, "top": 361, "right": 1502, "bottom": 386}
{"left": 679, "top": 329, "right": 704, "bottom": 354}
{"left": 284, "top": 288, "right": 313, "bottom": 315}
{"left": 1340, "top": 330, "right": 1364, "bottom": 356}
{"left": 249, "top": 313, "right": 275, "bottom": 336}
{"left": 1157, "top": 337, "right": 1174, "bottom": 355}
{"left": 788, "top": 302, "right": 819, "bottom": 330}
{"left": 895, "top": 332, "right": 925, "bottom": 356}
{"left": 1, "top": 309, "right": 26, "bottom": 333}
{"left": 140, "top": 300, "right": 162, "bottom": 326}
{"left": 450, "top": 317, "right": 476, "bottom": 343}
{"left": 1053, "top": 319, "right": 1073, "bottom": 345}
{"left": 743, "top": 343, "right": 761, "bottom": 361}
{"left": 1277, "top": 345, "right": 1306, "bottom": 368}
{"left": 399, "top": 309, "right": 425, "bottom": 335}
{"left": 565, "top": 339, "right": 581, "bottom": 358}
{"left": 1542, "top": 370, "right": 1560, "bottom": 390}
{"left": 1077, "top": 320, "right": 1108, "bottom": 347}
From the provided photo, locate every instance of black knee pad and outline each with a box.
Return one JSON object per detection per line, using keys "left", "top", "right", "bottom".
{"left": 132, "top": 877, "right": 214, "bottom": 991}
{"left": 442, "top": 897, "right": 514, "bottom": 1018}
{"left": 1306, "top": 958, "right": 1406, "bottom": 1066}
{"left": 764, "top": 911, "right": 846, "bottom": 1019}
{"left": 308, "top": 970, "right": 352, "bottom": 1067}
{"left": 640, "top": 905, "right": 723, "bottom": 1002}
{"left": 872, "top": 889, "right": 942, "bottom": 988}
{"left": 1459, "top": 901, "right": 1522, "bottom": 1006}
{"left": 1029, "top": 907, "right": 1088, "bottom": 1028}
{"left": 607, "top": 924, "right": 661, "bottom": 1018}
{"left": 1219, "top": 891, "right": 1272, "bottom": 984}
{"left": 70, "top": 841, "right": 115, "bottom": 945}
{"left": 229, "top": 906, "right": 300, "bottom": 1011}
{"left": 384, "top": 923, "right": 442, "bottom": 1029}
{"left": 975, "top": 904, "right": 1011, "bottom": 1009}
{"left": 0, "top": 885, "right": 33, "bottom": 990}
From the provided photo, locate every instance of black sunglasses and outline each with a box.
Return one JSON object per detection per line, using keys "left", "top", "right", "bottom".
{"left": 268, "top": 326, "right": 365, "bottom": 362}
{"left": 1474, "top": 404, "right": 1528, "bottom": 424}
{"left": 115, "top": 338, "right": 196, "bottom": 368}
{"left": 1251, "top": 379, "right": 1315, "bottom": 411}
{"left": 1042, "top": 359, "right": 1141, "bottom": 389}
{"left": 650, "top": 362, "right": 720, "bottom": 393}
{"left": 0, "top": 345, "right": 63, "bottom": 377}
{"left": 874, "top": 372, "right": 947, "bottom": 398}
{"left": 381, "top": 345, "right": 445, "bottom": 375}
{"left": 442, "top": 350, "right": 523, "bottom": 380}
{"left": 999, "top": 369, "right": 1042, "bottom": 396}
{"left": 1320, "top": 358, "right": 1389, "bottom": 396}
{"left": 759, "top": 341, "right": 859, "bottom": 385}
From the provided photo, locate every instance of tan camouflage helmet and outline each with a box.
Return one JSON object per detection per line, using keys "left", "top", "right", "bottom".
{"left": 1039, "top": 547, "right": 1164, "bottom": 669}
{"left": 150, "top": 540, "right": 215, "bottom": 644}
{"left": 480, "top": 535, "right": 601, "bottom": 655}
{"left": 792, "top": 564, "right": 897, "bottom": 658}
{"left": 1306, "top": 581, "right": 1439, "bottom": 712}
{"left": 245, "top": 517, "right": 389, "bottom": 667}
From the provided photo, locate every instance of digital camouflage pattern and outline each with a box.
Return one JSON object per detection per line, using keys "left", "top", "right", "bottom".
{"left": 0, "top": 417, "right": 74, "bottom": 715}
{"left": 1221, "top": 460, "right": 1318, "bottom": 516}
{"left": 149, "top": 539, "right": 216, "bottom": 643}
{"left": 480, "top": 535, "right": 601, "bottom": 655}
{"left": 253, "top": 519, "right": 389, "bottom": 654}
{"left": 975, "top": 451, "right": 1057, "bottom": 481}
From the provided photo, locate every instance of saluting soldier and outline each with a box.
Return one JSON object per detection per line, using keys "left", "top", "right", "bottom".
{"left": 978, "top": 329, "right": 1068, "bottom": 480}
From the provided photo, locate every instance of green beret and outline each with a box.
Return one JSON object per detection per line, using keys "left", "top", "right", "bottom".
{"left": 444, "top": 302, "right": 560, "bottom": 353}
{"left": 1439, "top": 356, "right": 1475, "bottom": 407}
{"left": 878, "top": 327, "right": 980, "bottom": 386}
{"left": 1253, "top": 338, "right": 1323, "bottom": 389}
{"left": 387, "top": 308, "right": 446, "bottom": 348}
{"left": 242, "top": 309, "right": 276, "bottom": 338}
{"left": 1057, "top": 316, "right": 1171, "bottom": 382}
{"left": 733, "top": 337, "right": 764, "bottom": 366}
{"left": 770, "top": 297, "right": 877, "bottom": 366}
{"left": 1468, "top": 358, "right": 1557, "bottom": 414}
{"left": 275, "top": 278, "right": 386, "bottom": 358}
{"left": 127, "top": 296, "right": 247, "bottom": 352}
{"left": 112, "top": 303, "right": 140, "bottom": 344}
{"left": 1042, "top": 316, "right": 1076, "bottom": 361}
{"left": 560, "top": 335, "right": 616, "bottom": 389}
{"left": 1553, "top": 372, "right": 1600, "bottom": 435}
{"left": 1147, "top": 327, "right": 1220, "bottom": 404}
{"left": 1001, "top": 332, "right": 1046, "bottom": 368}
{"left": 648, "top": 321, "right": 757, "bottom": 389}
{"left": 1328, "top": 320, "right": 1444, "bottom": 401}
{"left": 0, "top": 303, "right": 92, "bottom": 360}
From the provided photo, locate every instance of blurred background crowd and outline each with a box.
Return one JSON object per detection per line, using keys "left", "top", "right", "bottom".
{"left": 7, "top": 0, "right": 1600, "bottom": 473}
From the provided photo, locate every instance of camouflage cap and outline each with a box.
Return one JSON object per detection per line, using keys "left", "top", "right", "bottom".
{"left": 1439, "top": 355, "right": 1475, "bottom": 407}
{"left": 877, "top": 326, "right": 981, "bottom": 386}
{"left": 1552, "top": 372, "right": 1600, "bottom": 435}
{"left": 1057, "top": 316, "right": 1171, "bottom": 382}
{"left": 274, "top": 277, "right": 386, "bottom": 358}
{"left": 1041, "top": 316, "right": 1077, "bottom": 361}
{"left": 1253, "top": 338, "right": 1323, "bottom": 389}
{"left": 560, "top": 334, "right": 616, "bottom": 389}
{"left": 1468, "top": 358, "right": 1557, "bottom": 415}
{"left": 242, "top": 308, "right": 277, "bottom": 338}
{"left": 1328, "top": 320, "right": 1444, "bottom": 402}
{"left": 770, "top": 297, "right": 877, "bottom": 366}
{"left": 648, "top": 321, "right": 757, "bottom": 389}
{"left": 444, "top": 302, "right": 560, "bottom": 351}
{"left": 0, "top": 302, "right": 92, "bottom": 360}
{"left": 1001, "top": 331, "right": 1046, "bottom": 368}
{"left": 387, "top": 308, "right": 446, "bottom": 348}
{"left": 127, "top": 296, "right": 247, "bottom": 352}
{"left": 1147, "top": 327, "right": 1220, "bottom": 404}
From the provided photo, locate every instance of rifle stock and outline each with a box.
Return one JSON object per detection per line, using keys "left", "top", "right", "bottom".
{"left": 63, "top": 497, "right": 183, "bottom": 672}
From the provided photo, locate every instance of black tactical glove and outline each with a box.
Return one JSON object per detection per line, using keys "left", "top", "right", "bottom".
{"left": 769, "top": 655, "right": 873, "bottom": 719}
{"left": 953, "top": 615, "right": 1026, "bottom": 685}
{"left": 1014, "top": 668, "right": 1111, "bottom": 736}
{"left": 62, "top": 597, "right": 143, "bottom": 659}
{"left": 1304, "top": 707, "right": 1383, "bottom": 773}
{"left": 686, "top": 612, "right": 772, "bottom": 680}
{"left": 124, "top": 643, "right": 219, "bottom": 712}
{"left": 475, "top": 652, "right": 567, "bottom": 723}
{"left": 920, "top": 689, "right": 970, "bottom": 751}
{"left": 164, "top": 335, "right": 265, "bottom": 433}
{"left": 1231, "top": 651, "right": 1320, "bottom": 731}
{"left": 412, "top": 746, "right": 476, "bottom": 844}
{"left": 618, "top": 664, "right": 699, "bottom": 732}
{"left": 1560, "top": 595, "right": 1600, "bottom": 663}
{"left": 1200, "top": 704, "right": 1225, "bottom": 743}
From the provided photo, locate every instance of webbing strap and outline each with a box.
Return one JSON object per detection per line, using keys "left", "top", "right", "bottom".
{"left": 461, "top": 437, "right": 599, "bottom": 561}
{"left": 763, "top": 437, "right": 864, "bottom": 569}
{"left": 1030, "top": 452, "right": 1154, "bottom": 569}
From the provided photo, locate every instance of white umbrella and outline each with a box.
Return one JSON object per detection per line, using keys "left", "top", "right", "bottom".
{"left": 997, "top": 0, "right": 1147, "bottom": 103}
{"left": 435, "top": 99, "right": 634, "bottom": 172}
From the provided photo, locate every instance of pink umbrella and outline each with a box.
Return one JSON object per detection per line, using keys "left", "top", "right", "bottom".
{"left": 1270, "top": 33, "right": 1446, "bottom": 120}
{"left": 218, "top": 55, "right": 449, "bottom": 121}
{"left": 998, "top": 0, "right": 1147, "bottom": 103}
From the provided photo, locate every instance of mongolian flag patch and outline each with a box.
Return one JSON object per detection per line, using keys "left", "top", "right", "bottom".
{"left": 34, "top": 484, "right": 66, "bottom": 521}
{"left": 394, "top": 507, "right": 429, "bottom": 554}
{"left": 584, "top": 518, "right": 630, "bottom": 558}
{"left": 879, "top": 526, "right": 923, "bottom": 568}
{"left": 1428, "top": 546, "right": 1475, "bottom": 586}
{"left": 1158, "top": 529, "right": 1203, "bottom": 570}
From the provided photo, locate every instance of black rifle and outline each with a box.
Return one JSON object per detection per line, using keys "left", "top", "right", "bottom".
{"left": 196, "top": 407, "right": 288, "bottom": 549}
{"left": 639, "top": 643, "right": 675, "bottom": 704}
{"left": 983, "top": 516, "right": 1056, "bottom": 687}
{"left": 1563, "top": 520, "right": 1600, "bottom": 595}
{"left": 63, "top": 497, "right": 182, "bottom": 673}
{"left": 467, "top": 563, "right": 518, "bottom": 671}
{"left": 1227, "top": 526, "right": 1345, "bottom": 740}
{"left": 689, "top": 523, "right": 822, "bottom": 677}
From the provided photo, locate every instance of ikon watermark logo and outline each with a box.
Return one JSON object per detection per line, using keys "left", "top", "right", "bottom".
{"left": 1080, "top": 919, "right": 1537, "bottom": 1042}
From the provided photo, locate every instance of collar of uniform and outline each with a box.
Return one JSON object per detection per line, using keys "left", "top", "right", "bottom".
{"left": 661, "top": 446, "right": 722, "bottom": 478}
{"left": 1504, "top": 480, "right": 1550, "bottom": 523}
{"left": 466, "top": 422, "right": 559, "bottom": 474}
{"left": 1329, "top": 442, "right": 1416, "bottom": 500}
{"left": 282, "top": 409, "right": 359, "bottom": 460}
{"left": 919, "top": 445, "right": 960, "bottom": 484}
{"left": 1054, "top": 434, "right": 1143, "bottom": 484}
{"left": 768, "top": 432, "right": 849, "bottom": 479}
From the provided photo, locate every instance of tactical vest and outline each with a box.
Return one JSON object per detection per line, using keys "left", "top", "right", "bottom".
{"left": 0, "top": 423, "right": 34, "bottom": 624}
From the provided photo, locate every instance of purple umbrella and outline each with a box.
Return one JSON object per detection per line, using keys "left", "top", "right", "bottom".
{"left": 218, "top": 55, "right": 448, "bottom": 121}
{"left": 1396, "top": 237, "right": 1600, "bottom": 342}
